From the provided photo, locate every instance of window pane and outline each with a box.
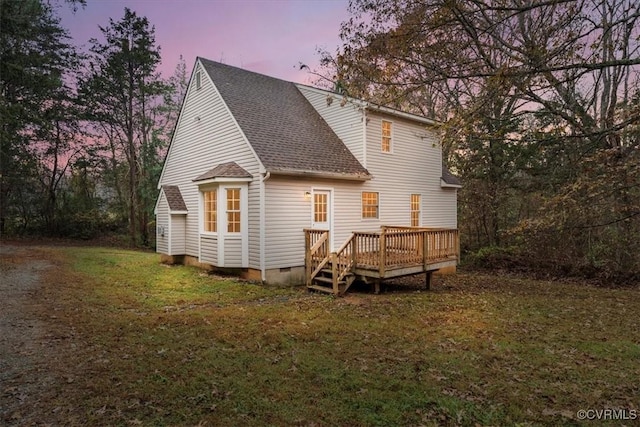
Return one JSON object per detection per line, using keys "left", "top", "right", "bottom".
{"left": 411, "top": 194, "right": 420, "bottom": 226}
{"left": 314, "top": 193, "right": 327, "bottom": 223}
{"left": 382, "top": 121, "right": 392, "bottom": 152}
{"left": 226, "top": 188, "right": 241, "bottom": 233}
{"left": 362, "top": 192, "right": 379, "bottom": 219}
{"left": 228, "top": 211, "right": 240, "bottom": 232}
{"left": 204, "top": 190, "right": 217, "bottom": 232}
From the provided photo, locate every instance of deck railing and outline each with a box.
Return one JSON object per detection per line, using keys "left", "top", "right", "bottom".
{"left": 305, "top": 227, "right": 459, "bottom": 288}
{"left": 352, "top": 227, "right": 459, "bottom": 276}
{"left": 333, "top": 233, "right": 355, "bottom": 288}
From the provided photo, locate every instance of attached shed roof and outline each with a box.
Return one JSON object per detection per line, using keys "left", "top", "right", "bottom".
{"left": 193, "top": 161, "right": 252, "bottom": 182}
{"left": 162, "top": 185, "right": 188, "bottom": 211}
{"left": 198, "top": 58, "right": 370, "bottom": 180}
{"left": 441, "top": 167, "right": 462, "bottom": 187}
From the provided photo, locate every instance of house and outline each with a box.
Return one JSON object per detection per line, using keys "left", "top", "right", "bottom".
{"left": 155, "top": 57, "right": 461, "bottom": 293}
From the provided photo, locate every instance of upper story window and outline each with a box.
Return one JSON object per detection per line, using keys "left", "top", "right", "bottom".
{"left": 226, "top": 188, "right": 241, "bottom": 233}
{"left": 381, "top": 120, "right": 392, "bottom": 152}
{"left": 410, "top": 194, "right": 421, "bottom": 226}
{"left": 195, "top": 70, "right": 202, "bottom": 90}
{"left": 203, "top": 190, "right": 217, "bottom": 232}
{"left": 362, "top": 192, "right": 379, "bottom": 219}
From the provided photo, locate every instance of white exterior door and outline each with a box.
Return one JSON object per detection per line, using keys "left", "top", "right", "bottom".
{"left": 311, "top": 190, "right": 331, "bottom": 231}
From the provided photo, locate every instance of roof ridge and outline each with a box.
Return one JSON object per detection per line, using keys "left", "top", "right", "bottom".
{"left": 198, "top": 57, "right": 294, "bottom": 86}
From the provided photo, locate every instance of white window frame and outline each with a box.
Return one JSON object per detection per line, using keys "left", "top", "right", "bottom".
{"left": 410, "top": 194, "right": 421, "bottom": 227}
{"left": 381, "top": 120, "right": 393, "bottom": 153}
{"left": 225, "top": 187, "right": 242, "bottom": 233}
{"left": 361, "top": 191, "right": 380, "bottom": 220}
{"left": 200, "top": 185, "right": 218, "bottom": 236}
{"left": 195, "top": 70, "right": 202, "bottom": 90}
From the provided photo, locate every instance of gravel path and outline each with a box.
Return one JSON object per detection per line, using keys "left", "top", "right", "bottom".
{"left": 0, "top": 244, "right": 58, "bottom": 425}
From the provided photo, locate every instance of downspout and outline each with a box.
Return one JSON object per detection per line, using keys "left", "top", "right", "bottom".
{"left": 260, "top": 171, "right": 271, "bottom": 282}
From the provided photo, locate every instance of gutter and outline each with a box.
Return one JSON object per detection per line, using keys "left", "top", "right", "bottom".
{"left": 268, "top": 169, "right": 371, "bottom": 181}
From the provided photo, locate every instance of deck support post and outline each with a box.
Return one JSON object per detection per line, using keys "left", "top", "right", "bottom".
{"left": 374, "top": 280, "right": 381, "bottom": 294}
{"left": 379, "top": 226, "right": 387, "bottom": 279}
{"left": 422, "top": 230, "right": 429, "bottom": 269}
{"left": 331, "top": 252, "right": 338, "bottom": 294}
{"left": 304, "top": 231, "right": 311, "bottom": 286}
{"left": 425, "top": 271, "right": 433, "bottom": 290}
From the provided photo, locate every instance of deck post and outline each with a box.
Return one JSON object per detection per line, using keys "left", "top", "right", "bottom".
{"left": 331, "top": 252, "right": 338, "bottom": 294}
{"left": 425, "top": 271, "right": 433, "bottom": 290}
{"left": 351, "top": 235, "right": 357, "bottom": 273}
{"left": 379, "top": 226, "right": 387, "bottom": 278}
{"left": 304, "top": 230, "right": 311, "bottom": 286}
{"left": 422, "top": 230, "right": 429, "bottom": 270}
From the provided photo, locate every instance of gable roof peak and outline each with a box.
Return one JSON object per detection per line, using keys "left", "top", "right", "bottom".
{"left": 197, "top": 58, "right": 370, "bottom": 180}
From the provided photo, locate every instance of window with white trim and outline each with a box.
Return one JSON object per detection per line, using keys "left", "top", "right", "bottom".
{"left": 362, "top": 192, "right": 379, "bottom": 219}
{"left": 381, "top": 120, "right": 392, "bottom": 152}
{"left": 411, "top": 194, "right": 421, "bottom": 226}
{"left": 195, "top": 70, "right": 202, "bottom": 90}
{"left": 226, "top": 188, "right": 241, "bottom": 233}
{"left": 203, "top": 190, "right": 217, "bottom": 232}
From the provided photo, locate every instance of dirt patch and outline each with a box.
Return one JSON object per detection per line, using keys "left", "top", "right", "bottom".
{"left": 0, "top": 245, "right": 70, "bottom": 426}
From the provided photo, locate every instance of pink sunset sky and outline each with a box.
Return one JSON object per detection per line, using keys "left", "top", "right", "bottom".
{"left": 58, "top": 0, "right": 351, "bottom": 84}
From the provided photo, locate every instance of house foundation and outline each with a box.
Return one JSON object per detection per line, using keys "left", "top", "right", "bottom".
{"left": 160, "top": 255, "right": 306, "bottom": 286}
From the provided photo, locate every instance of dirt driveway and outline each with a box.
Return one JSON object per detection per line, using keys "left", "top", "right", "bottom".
{"left": 0, "top": 244, "right": 72, "bottom": 426}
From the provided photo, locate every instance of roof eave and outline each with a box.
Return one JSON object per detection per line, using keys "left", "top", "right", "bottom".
{"left": 270, "top": 169, "right": 372, "bottom": 181}
{"left": 440, "top": 179, "right": 462, "bottom": 189}
{"left": 364, "top": 104, "right": 440, "bottom": 126}
{"left": 295, "top": 84, "right": 440, "bottom": 126}
{"left": 193, "top": 176, "right": 253, "bottom": 185}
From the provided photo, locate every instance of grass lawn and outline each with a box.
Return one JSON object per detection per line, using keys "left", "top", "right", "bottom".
{"left": 17, "top": 247, "right": 640, "bottom": 425}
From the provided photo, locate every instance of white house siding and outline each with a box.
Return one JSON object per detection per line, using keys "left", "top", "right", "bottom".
{"left": 296, "top": 85, "right": 365, "bottom": 165}
{"left": 171, "top": 215, "right": 186, "bottom": 254}
{"left": 264, "top": 176, "right": 379, "bottom": 270}
{"left": 157, "top": 60, "right": 262, "bottom": 268}
{"left": 297, "top": 87, "right": 457, "bottom": 228}
{"left": 364, "top": 112, "right": 457, "bottom": 229}
{"left": 223, "top": 237, "right": 243, "bottom": 267}
{"left": 200, "top": 235, "right": 218, "bottom": 265}
{"left": 155, "top": 192, "right": 169, "bottom": 254}
{"left": 264, "top": 176, "right": 311, "bottom": 269}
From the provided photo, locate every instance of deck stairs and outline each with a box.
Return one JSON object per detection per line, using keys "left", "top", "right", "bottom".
{"left": 308, "top": 266, "right": 356, "bottom": 295}
{"left": 304, "top": 227, "right": 459, "bottom": 296}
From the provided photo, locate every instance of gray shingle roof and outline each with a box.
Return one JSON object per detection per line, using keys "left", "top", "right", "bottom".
{"left": 162, "top": 185, "right": 187, "bottom": 211}
{"left": 193, "top": 162, "right": 252, "bottom": 182}
{"left": 198, "top": 58, "right": 370, "bottom": 179}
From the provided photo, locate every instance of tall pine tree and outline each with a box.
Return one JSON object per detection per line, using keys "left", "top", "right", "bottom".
{"left": 80, "top": 8, "right": 169, "bottom": 246}
{"left": 0, "top": 0, "right": 79, "bottom": 234}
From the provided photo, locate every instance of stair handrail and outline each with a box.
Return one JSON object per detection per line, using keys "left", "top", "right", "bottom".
{"left": 304, "top": 229, "right": 330, "bottom": 285}
{"left": 333, "top": 233, "right": 356, "bottom": 286}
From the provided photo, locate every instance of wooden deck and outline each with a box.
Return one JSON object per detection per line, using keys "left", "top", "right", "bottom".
{"left": 304, "top": 226, "right": 459, "bottom": 295}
